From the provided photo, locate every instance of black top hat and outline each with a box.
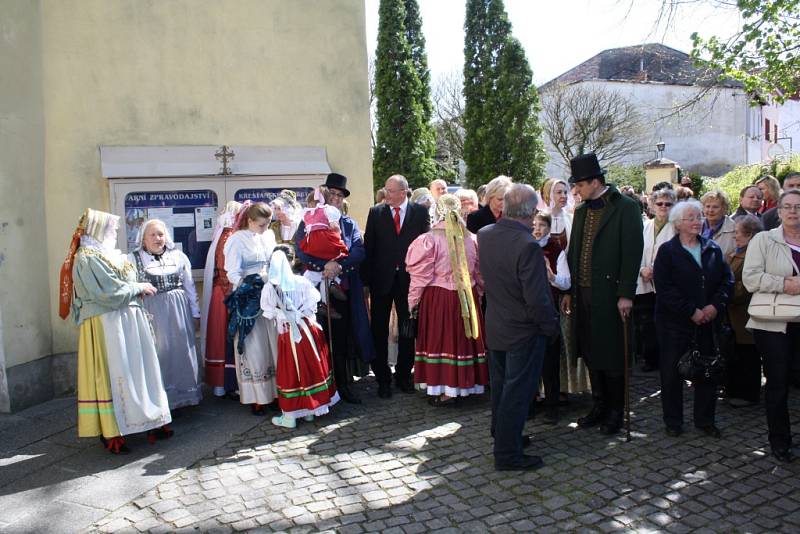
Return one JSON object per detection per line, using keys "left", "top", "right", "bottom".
{"left": 323, "top": 172, "right": 350, "bottom": 197}
{"left": 569, "top": 153, "right": 606, "bottom": 184}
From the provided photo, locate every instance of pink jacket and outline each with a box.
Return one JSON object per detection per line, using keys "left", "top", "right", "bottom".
{"left": 405, "top": 223, "right": 484, "bottom": 310}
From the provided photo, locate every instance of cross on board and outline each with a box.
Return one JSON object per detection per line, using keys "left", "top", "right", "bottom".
{"left": 215, "top": 145, "right": 235, "bottom": 175}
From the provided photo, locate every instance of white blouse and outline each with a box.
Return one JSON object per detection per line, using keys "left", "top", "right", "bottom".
{"left": 261, "top": 276, "right": 321, "bottom": 335}
{"left": 548, "top": 210, "right": 573, "bottom": 242}
{"left": 223, "top": 230, "right": 276, "bottom": 287}
{"left": 128, "top": 248, "right": 200, "bottom": 317}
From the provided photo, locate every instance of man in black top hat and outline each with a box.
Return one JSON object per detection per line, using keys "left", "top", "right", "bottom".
{"left": 562, "top": 154, "right": 643, "bottom": 435}
{"left": 295, "top": 172, "right": 375, "bottom": 404}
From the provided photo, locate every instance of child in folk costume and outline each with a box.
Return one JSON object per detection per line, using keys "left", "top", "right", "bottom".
{"left": 406, "top": 194, "right": 488, "bottom": 406}
{"left": 201, "top": 201, "right": 242, "bottom": 398}
{"left": 261, "top": 250, "right": 339, "bottom": 428}
{"left": 59, "top": 209, "right": 172, "bottom": 454}
{"left": 130, "top": 219, "right": 202, "bottom": 410}
{"left": 531, "top": 212, "right": 572, "bottom": 424}
{"left": 298, "top": 187, "right": 349, "bottom": 317}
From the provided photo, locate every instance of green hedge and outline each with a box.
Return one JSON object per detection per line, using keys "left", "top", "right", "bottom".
{"left": 707, "top": 154, "right": 800, "bottom": 210}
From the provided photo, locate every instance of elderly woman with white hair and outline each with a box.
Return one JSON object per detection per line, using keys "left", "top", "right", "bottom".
{"left": 701, "top": 190, "right": 736, "bottom": 259}
{"left": 455, "top": 188, "right": 480, "bottom": 219}
{"left": 467, "top": 175, "right": 513, "bottom": 234}
{"left": 406, "top": 194, "right": 488, "bottom": 405}
{"left": 59, "top": 209, "right": 172, "bottom": 454}
{"left": 653, "top": 199, "right": 733, "bottom": 439}
{"left": 130, "top": 219, "right": 202, "bottom": 410}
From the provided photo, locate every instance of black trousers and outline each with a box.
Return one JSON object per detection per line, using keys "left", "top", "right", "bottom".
{"left": 754, "top": 324, "right": 800, "bottom": 451}
{"left": 370, "top": 273, "right": 414, "bottom": 385}
{"left": 324, "top": 290, "right": 352, "bottom": 388}
{"left": 541, "top": 332, "right": 562, "bottom": 408}
{"left": 657, "top": 322, "right": 717, "bottom": 429}
{"left": 725, "top": 343, "right": 761, "bottom": 403}
{"left": 577, "top": 288, "right": 624, "bottom": 416}
{"left": 633, "top": 293, "right": 659, "bottom": 367}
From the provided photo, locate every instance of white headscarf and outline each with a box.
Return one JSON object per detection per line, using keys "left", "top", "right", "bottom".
{"left": 132, "top": 219, "right": 176, "bottom": 253}
{"left": 200, "top": 201, "right": 242, "bottom": 358}
{"left": 268, "top": 250, "right": 303, "bottom": 343}
{"left": 80, "top": 209, "right": 126, "bottom": 266}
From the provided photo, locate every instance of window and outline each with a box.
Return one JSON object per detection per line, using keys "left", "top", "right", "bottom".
{"left": 765, "top": 118, "right": 771, "bottom": 141}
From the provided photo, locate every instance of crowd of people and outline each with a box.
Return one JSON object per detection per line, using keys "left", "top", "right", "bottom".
{"left": 59, "top": 159, "right": 800, "bottom": 470}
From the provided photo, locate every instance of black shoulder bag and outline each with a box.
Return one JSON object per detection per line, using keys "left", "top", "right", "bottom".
{"left": 677, "top": 325, "right": 726, "bottom": 384}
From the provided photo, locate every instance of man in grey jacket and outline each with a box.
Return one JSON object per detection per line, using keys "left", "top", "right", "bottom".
{"left": 478, "top": 184, "right": 559, "bottom": 471}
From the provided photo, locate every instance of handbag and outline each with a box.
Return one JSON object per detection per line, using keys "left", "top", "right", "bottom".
{"left": 677, "top": 326, "right": 726, "bottom": 384}
{"left": 747, "top": 292, "right": 800, "bottom": 322}
{"left": 399, "top": 307, "right": 418, "bottom": 338}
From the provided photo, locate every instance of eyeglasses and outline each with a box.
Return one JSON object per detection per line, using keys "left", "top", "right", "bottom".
{"left": 654, "top": 202, "right": 673, "bottom": 207}
{"left": 681, "top": 216, "right": 702, "bottom": 222}
{"left": 328, "top": 190, "right": 346, "bottom": 199}
{"left": 780, "top": 204, "right": 800, "bottom": 212}
{"left": 384, "top": 188, "right": 406, "bottom": 195}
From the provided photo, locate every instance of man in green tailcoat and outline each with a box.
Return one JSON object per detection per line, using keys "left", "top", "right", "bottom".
{"left": 562, "top": 153, "right": 644, "bottom": 435}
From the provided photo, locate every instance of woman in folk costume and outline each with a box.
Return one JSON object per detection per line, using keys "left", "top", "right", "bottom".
{"left": 406, "top": 193, "right": 488, "bottom": 406}
{"left": 201, "top": 201, "right": 242, "bottom": 398}
{"left": 59, "top": 209, "right": 172, "bottom": 454}
{"left": 261, "top": 250, "right": 339, "bottom": 428}
{"left": 130, "top": 219, "right": 202, "bottom": 409}
{"left": 224, "top": 201, "right": 279, "bottom": 415}
{"left": 540, "top": 178, "right": 589, "bottom": 400}
{"left": 538, "top": 178, "right": 574, "bottom": 253}
{"left": 269, "top": 190, "right": 302, "bottom": 252}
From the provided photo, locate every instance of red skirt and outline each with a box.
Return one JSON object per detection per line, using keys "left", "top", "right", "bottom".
{"left": 204, "top": 284, "right": 229, "bottom": 387}
{"left": 414, "top": 286, "right": 488, "bottom": 396}
{"left": 276, "top": 318, "right": 339, "bottom": 417}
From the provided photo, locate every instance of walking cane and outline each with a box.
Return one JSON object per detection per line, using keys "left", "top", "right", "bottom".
{"left": 623, "top": 315, "right": 631, "bottom": 443}
{"left": 324, "top": 279, "right": 334, "bottom": 357}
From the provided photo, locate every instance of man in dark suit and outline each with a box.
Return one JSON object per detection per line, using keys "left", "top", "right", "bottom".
{"left": 478, "top": 184, "right": 559, "bottom": 471}
{"left": 562, "top": 153, "right": 644, "bottom": 435}
{"left": 363, "top": 174, "right": 431, "bottom": 398}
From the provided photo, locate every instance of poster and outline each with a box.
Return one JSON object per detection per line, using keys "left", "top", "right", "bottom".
{"left": 234, "top": 187, "right": 313, "bottom": 206}
{"left": 195, "top": 206, "right": 217, "bottom": 242}
{"left": 124, "top": 189, "right": 218, "bottom": 270}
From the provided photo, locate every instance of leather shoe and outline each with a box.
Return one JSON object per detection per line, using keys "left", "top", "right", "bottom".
{"left": 697, "top": 425, "right": 721, "bottom": 438}
{"left": 377, "top": 383, "right": 392, "bottom": 399}
{"left": 542, "top": 407, "right": 558, "bottom": 425}
{"left": 599, "top": 411, "right": 623, "bottom": 435}
{"left": 398, "top": 381, "right": 415, "bottom": 394}
{"left": 577, "top": 405, "right": 606, "bottom": 428}
{"left": 521, "top": 434, "right": 533, "bottom": 448}
{"left": 495, "top": 454, "right": 544, "bottom": 472}
{"left": 665, "top": 426, "right": 683, "bottom": 437}
{"left": 772, "top": 447, "right": 793, "bottom": 463}
{"left": 338, "top": 385, "right": 362, "bottom": 404}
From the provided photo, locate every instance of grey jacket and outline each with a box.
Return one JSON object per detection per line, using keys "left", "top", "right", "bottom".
{"left": 477, "top": 218, "right": 559, "bottom": 351}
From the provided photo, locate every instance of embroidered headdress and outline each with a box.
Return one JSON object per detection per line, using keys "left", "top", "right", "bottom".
{"left": 435, "top": 194, "right": 480, "bottom": 339}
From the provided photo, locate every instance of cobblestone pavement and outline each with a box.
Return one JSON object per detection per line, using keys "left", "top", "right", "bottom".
{"left": 90, "top": 371, "right": 800, "bottom": 533}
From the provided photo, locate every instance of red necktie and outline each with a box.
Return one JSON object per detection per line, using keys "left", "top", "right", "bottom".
{"left": 393, "top": 207, "right": 401, "bottom": 235}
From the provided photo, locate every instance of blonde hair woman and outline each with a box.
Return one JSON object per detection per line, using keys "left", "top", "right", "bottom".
{"left": 466, "top": 175, "right": 512, "bottom": 234}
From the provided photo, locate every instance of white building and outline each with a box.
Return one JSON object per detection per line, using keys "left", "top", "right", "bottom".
{"left": 540, "top": 43, "right": 800, "bottom": 178}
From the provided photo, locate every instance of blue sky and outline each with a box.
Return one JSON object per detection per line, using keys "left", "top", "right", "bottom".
{"left": 365, "top": 0, "right": 741, "bottom": 85}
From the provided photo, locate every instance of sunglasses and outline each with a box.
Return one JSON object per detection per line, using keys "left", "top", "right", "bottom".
{"left": 654, "top": 202, "right": 674, "bottom": 207}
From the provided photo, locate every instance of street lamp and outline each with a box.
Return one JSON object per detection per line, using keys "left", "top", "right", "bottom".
{"left": 656, "top": 141, "right": 665, "bottom": 159}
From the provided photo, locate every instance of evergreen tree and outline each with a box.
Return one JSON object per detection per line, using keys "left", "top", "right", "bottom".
{"left": 373, "top": 0, "right": 437, "bottom": 190}
{"left": 463, "top": 0, "right": 546, "bottom": 188}
{"left": 403, "top": 0, "right": 433, "bottom": 126}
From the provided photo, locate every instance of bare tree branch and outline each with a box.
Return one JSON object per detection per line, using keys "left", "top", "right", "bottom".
{"left": 540, "top": 83, "right": 649, "bottom": 169}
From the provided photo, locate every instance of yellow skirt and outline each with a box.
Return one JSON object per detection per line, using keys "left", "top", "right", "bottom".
{"left": 77, "top": 316, "right": 121, "bottom": 438}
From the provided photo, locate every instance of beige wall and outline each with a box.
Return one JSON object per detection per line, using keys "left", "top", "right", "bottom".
{"left": 0, "top": 1, "right": 51, "bottom": 385}
{"left": 5, "top": 1, "right": 372, "bottom": 368}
